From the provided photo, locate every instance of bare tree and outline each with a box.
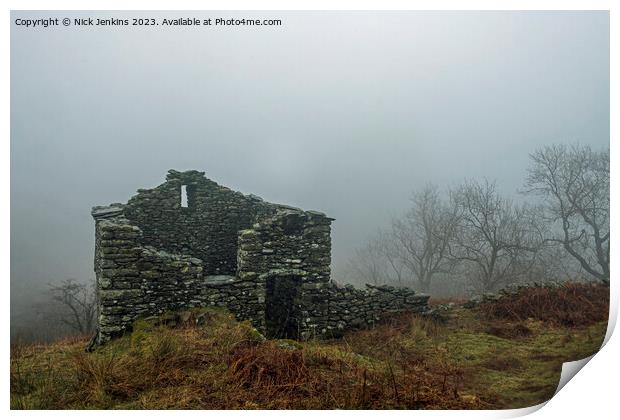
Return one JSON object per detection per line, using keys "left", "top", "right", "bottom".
{"left": 525, "top": 144, "right": 609, "bottom": 284}
{"left": 451, "top": 179, "right": 541, "bottom": 293}
{"left": 48, "top": 278, "right": 97, "bottom": 335}
{"left": 347, "top": 237, "right": 392, "bottom": 286}
{"left": 375, "top": 229, "right": 409, "bottom": 287}
{"left": 521, "top": 239, "right": 587, "bottom": 284}
{"left": 390, "top": 185, "right": 460, "bottom": 292}
{"left": 347, "top": 226, "right": 414, "bottom": 288}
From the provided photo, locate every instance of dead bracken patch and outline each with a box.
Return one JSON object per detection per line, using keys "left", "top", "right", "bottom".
{"left": 479, "top": 282, "right": 609, "bottom": 327}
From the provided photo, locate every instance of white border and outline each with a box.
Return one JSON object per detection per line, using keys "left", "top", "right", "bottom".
{"left": 3, "top": 2, "right": 616, "bottom": 419}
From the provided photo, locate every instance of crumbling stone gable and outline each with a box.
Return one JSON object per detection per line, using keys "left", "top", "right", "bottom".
{"left": 123, "top": 170, "right": 274, "bottom": 275}
{"left": 92, "top": 170, "right": 430, "bottom": 345}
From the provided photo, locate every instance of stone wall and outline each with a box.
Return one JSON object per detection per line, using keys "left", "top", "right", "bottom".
{"left": 201, "top": 275, "right": 265, "bottom": 329}
{"left": 325, "top": 284, "right": 430, "bottom": 337}
{"left": 123, "top": 170, "right": 274, "bottom": 275}
{"left": 93, "top": 214, "right": 206, "bottom": 341}
{"left": 236, "top": 208, "right": 334, "bottom": 339}
{"left": 92, "top": 170, "right": 430, "bottom": 345}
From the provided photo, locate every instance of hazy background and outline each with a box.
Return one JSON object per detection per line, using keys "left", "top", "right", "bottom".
{"left": 11, "top": 11, "right": 609, "bottom": 333}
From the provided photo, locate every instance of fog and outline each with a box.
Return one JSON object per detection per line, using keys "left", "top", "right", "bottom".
{"left": 11, "top": 11, "right": 609, "bottom": 331}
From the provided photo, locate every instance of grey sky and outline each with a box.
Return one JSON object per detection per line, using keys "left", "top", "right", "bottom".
{"left": 11, "top": 11, "right": 609, "bottom": 316}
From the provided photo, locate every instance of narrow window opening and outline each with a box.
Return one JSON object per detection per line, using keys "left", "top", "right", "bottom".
{"left": 181, "top": 185, "right": 188, "bottom": 208}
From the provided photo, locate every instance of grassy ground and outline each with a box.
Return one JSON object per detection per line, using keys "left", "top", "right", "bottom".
{"left": 10, "top": 284, "right": 608, "bottom": 409}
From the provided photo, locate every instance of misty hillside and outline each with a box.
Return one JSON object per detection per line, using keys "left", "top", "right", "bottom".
{"left": 11, "top": 282, "right": 608, "bottom": 410}
{"left": 11, "top": 11, "right": 609, "bottom": 335}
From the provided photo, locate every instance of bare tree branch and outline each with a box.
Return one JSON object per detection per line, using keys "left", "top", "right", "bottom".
{"left": 450, "top": 179, "right": 542, "bottom": 293}
{"left": 48, "top": 279, "right": 97, "bottom": 335}
{"left": 525, "top": 144, "right": 609, "bottom": 284}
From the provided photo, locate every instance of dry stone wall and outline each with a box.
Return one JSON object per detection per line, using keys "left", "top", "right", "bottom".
{"left": 93, "top": 215, "right": 206, "bottom": 341}
{"left": 236, "top": 209, "right": 334, "bottom": 339}
{"left": 123, "top": 170, "right": 274, "bottom": 275}
{"left": 92, "top": 170, "right": 430, "bottom": 345}
{"left": 325, "top": 284, "right": 430, "bottom": 337}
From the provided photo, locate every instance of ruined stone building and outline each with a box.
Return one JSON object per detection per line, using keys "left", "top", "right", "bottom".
{"left": 92, "top": 170, "right": 429, "bottom": 344}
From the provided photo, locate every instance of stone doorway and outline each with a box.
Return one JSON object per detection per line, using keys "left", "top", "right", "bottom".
{"left": 265, "top": 274, "right": 302, "bottom": 339}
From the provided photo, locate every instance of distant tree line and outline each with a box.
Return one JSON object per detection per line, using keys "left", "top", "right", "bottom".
{"left": 344, "top": 144, "right": 609, "bottom": 295}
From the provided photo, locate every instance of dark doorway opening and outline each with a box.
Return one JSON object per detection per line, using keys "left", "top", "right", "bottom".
{"left": 265, "top": 274, "right": 302, "bottom": 339}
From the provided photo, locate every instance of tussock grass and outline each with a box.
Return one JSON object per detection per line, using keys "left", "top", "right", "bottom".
{"left": 11, "top": 286, "right": 608, "bottom": 410}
